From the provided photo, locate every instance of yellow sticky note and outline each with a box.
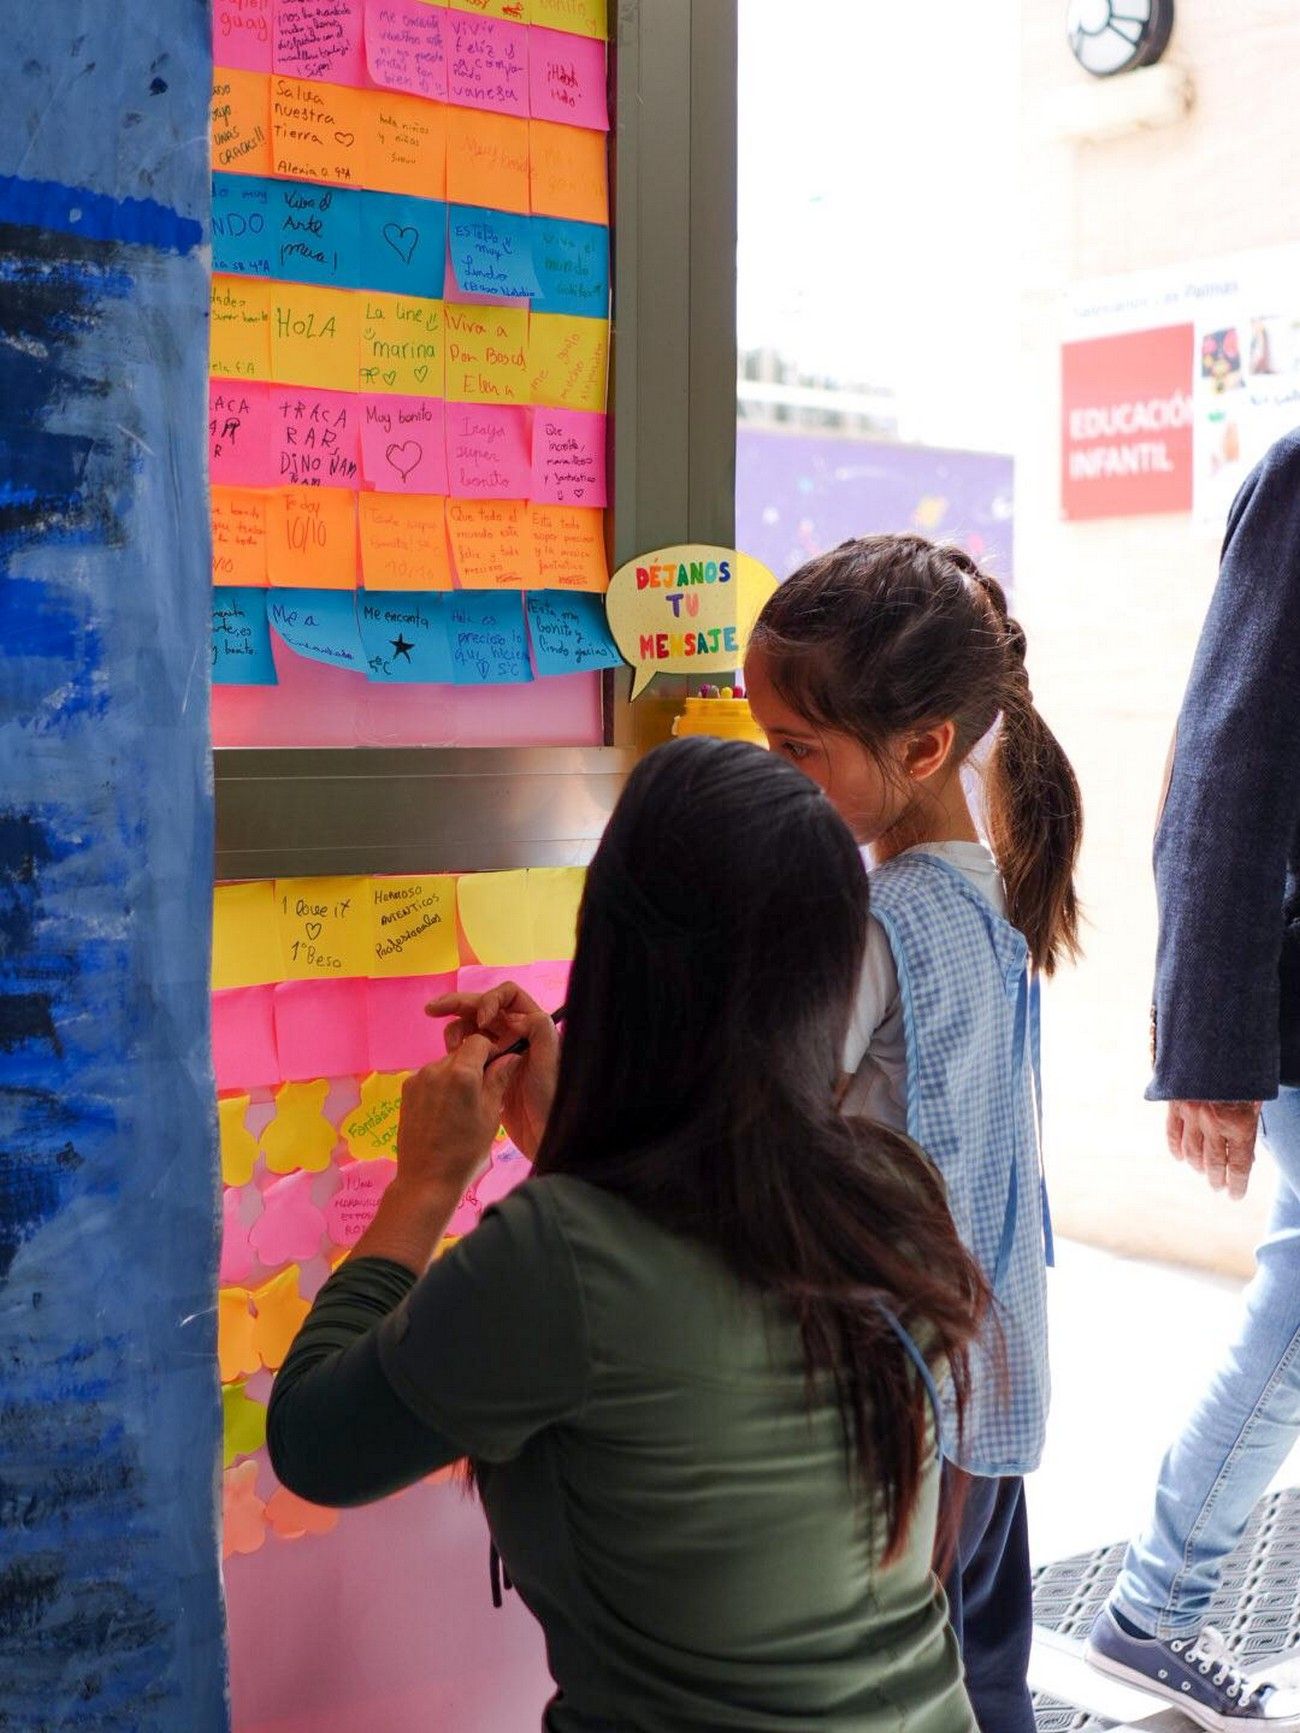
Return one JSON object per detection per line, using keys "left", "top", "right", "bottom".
{"left": 529, "top": 119, "right": 608, "bottom": 225}
{"left": 447, "top": 499, "right": 538, "bottom": 590}
{"left": 359, "top": 495, "right": 453, "bottom": 592}
{"left": 261, "top": 1079, "right": 337, "bottom": 1174}
{"left": 371, "top": 876, "right": 460, "bottom": 975}
{"left": 363, "top": 88, "right": 447, "bottom": 199}
{"left": 527, "top": 867, "right": 585, "bottom": 961}
{"left": 223, "top": 1382, "right": 267, "bottom": 1468}
{"left": 212, "top": 68, "right": 272, "bottom": 176}
{"left": 450, "top": 0, "right": 529, "bottom": 18}
{"left": 211, "top": 276, "right": 272, "bottom": 381}
{"left": 359, "top": 293, "right": 444, "bottom": 397}
{"left": 531, "top": 0, "right": 605, "bottom": 35}
{"left": 457, "top": 869, "right": 533, "bottom": 964}
{"left": 219, "top": 1288, "right": 260, "bottom": 1384}
{"left": 443, "top": 304, "right": 529, "bottom": 405}
{"left": 219, "top": 1095, "right": 260, "bottom": 1187}
{"left": 265, "top": 487, "right": 358, "bottom": 591}
{"left": 529, "top": 313, "right": 608, "bottom": 412}
{"left": 251, "top": 1264, "right": 311, "bottom": 1370}
{"left": 213, "top": 880, "right": 284, "bottom": 989}
{"left": 212, "top": 486, "right": 269, "bottom": 589}
{"left": 272, "top": 76, "right": 366, "bottom": 186}
{"left": 342, "top": 1071, "right": 411, "bottom": 1161}
{"left": 276, "top": 875, "right": 373, "bottom": 978}
{"left": 270, "top": 284, "right": 361, "bottom": 392}
{"left": 530, "top": 504, "right": 608, "bottom": 592}
{"left": 446, "top": 107, "right": 529, "bottom": 215}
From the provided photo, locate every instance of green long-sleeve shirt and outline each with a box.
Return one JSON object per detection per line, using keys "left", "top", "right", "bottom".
{"left": 268, "top": 1173, "right": 975, "bottom": 1733}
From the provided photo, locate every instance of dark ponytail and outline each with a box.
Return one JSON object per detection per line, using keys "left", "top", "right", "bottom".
{"left": 750, "top": 535, "right": 1083, "bottom": 975}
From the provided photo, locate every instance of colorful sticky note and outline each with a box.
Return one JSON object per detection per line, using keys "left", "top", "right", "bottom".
{"left": 214, "top": 0, "right": 274, "bottom": 73}
{"left": 274, "top": 0, "right": 366, "bottom": 86}
{"left": 359, "top": 590, "right": 455, "bottom": 681}
{"left": 365, "top": 972, "right": 458, "bottom": 1072}
{"left": 220, "top": 1094, "right": 261, "bottom": 1188}
{"left": 476, "top": 1143, "right": 531, "bottom": 1209}
{"left": 212, "top": 487, "right": 269, "bottom": 589}
{"left": 270, "top": 284, "right": 361, "bottom": 392}
{"left": 529, "top": 118, "right": 608, "bottom": 225}
{"left": 365, "top": 0, "right": 448, "bottom": 100}
{"left": 525, "top": 589, "right": 619, "bottom": 675}
{"left": 251, "top": 1264, "right": 312, "bottom": 1370}
{"left": 265, "top": 1483, "right": 340, "bottom": 1541}
{"left": 222, "top": 1383, "right": 268, "bottom": 1468}
{"left": 446, "top": 107, "right": 529, "bottom": 214}
{"left": 530, "top": 215, "right": 608, "bottom": 318}
{"left": 214, "top": 174, "right": 363, "bottom": 287}
{"left": 211, "top": 276, "right": 273, "bottom": 381}
{"left": 450, "top": 0, "right": 529, "bottom": 20}
{"left": 456, "top": 870, "right": 532, "bottom": 964}
{"left": 445, "top": 13, "right": 529, "bottom": 115}
{"left": 251, "top": 1169, "right": 327, "bottom": 1268}
{"left": 212, "top": 985, "right": 282, "bottom": 1091}
{"left": 260, "top": 1078, "right": 339, "bottom": 1174}
{"left": 219, "top": 1288, "right": 261, "bottom": 1383}
{"left": 221, "top": 1187, "right": 257, "bottom": 1287}
{"left": 447, "top": 591, "right": 534, "bottom": 683}
{"left": 444, "top": 304, "right": 529, "bottom": 405}
{"left": 211, "top": 381, "right": 278, "bottom": 487}
{"left": 272, "top": 77, "right": 367, "bottom": 185}
{"left": 529, "top": 27, "right": 608, "bottom": 130}
{"left": 447, "top": 498, "right": 538, "bottom": 588}
{"left": 359, "top": 292, "right": 444, "bottom": 397}
{"left": 529, "top": 312, "right": 607, "bottom": 411}
{"left": 370, "top": 876, "right": 460, "bottom": 975}
{"left": 358, "top": 192, "right": 447, "bottom": 297}
{"left": 526, "top": 866, "right": 585, "bottom": 959}
{"left": 265, "top": 489, "right": 358, "bottom": 591}
{"left": 360, "top": 395, "right": 449, "bottom": 495}
{"left": 359, "top": 496, "right": 453, "bottom": 593}
{"left": 531, "top": 503, "right": 608, "bottom": 591}
{"left": 531, "top": 0, "right": 604, "bottom": 34}
{"left": 530, "top": 407, "right": 605, "bottom": 506}
{"left": 212, "top": 69, "right": 273, "bottom": 176}
{"left": 364, "top": 88, "right": 448, "bottom": 199}
{"left": 448, "top": 205, "right": 538, "bottom": 300}
{"left": 445, "top": 404, "right": 532, "bottom": 498}
{"left": 326, "top": 1158, "right": 398, "bottom": 1246}
{"left": 214, "top": 880, "right": 284, "bottom": 990}
{"left": 268, "top": 589, "right": 368, "bottom": 672}
{"left": 222, "top": 1460, "right": 268, "bottom": 1558}
{"left": 342, "top": 1071, "right": 411, "bottom": 1161}
{"left": 274, "top": 981, "right": 372, "bottom": 1083}
{"left": 457, "top": 957, "right": 570, "bottom": 1010}
{"left": 213, "top": 587, "right": 278, "bottom": 686}
{"left": 275, "top": 874, "right": 373, "bottom": 979}
{"left": 268, "top": 386, "right": 361, "bottom": 489}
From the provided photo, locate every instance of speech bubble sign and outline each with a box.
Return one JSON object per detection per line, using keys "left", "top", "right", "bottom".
{"left": 605, "top": 543, "right": 778, "bottom": 699}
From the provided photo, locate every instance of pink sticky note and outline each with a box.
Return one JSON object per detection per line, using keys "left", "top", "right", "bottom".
{"left": 364, "top": 0, "right": 448, "bottom": 101}
{"left": 446, "top": 13, "right": 529, "bottom": 117}
{"left": 326, "top": 1158, "right": 398, "bottom": 1246}
{"left": 359, "top": 395, "right": 449, "bottom": 495}
{"left": 528, "top": 28, "right": 608, "bottom": 131}
{"left": 268, "top": 386, "right": 362, "bottom": 490}
{"left": 273, "top": 0, "right": 366, "bottom": 85}
{"left": 456, "top": 960, "right": 570, "bottom": 1011}
{"left": 530, "top": 408, "right": 607, "bottom": 507}
{"left": 251, "top": 1170, "right": 328, "bottom": 1268}
{"left": 365, "top": 972, "right": 458, "bottom": 1073}
{"left": 445, "top": 404, "right": 532, "bottom": 499}
{"left": 221, "top": 1186, "right": 258, "bottom": 1286}
{"left": 273, "top": 979, "right": 371, "bottom": 1082}
{"left": 213, "top": 986, "right": 282, "bottom": 1091}
{"left": 211, "top": 382, "right": 279, "bottom": 489}
{"left": 213, "top": 0, "right": 273, "bottom": 73}
{"left": 476, "top": 1147, "right": 531, "bottom": 1209}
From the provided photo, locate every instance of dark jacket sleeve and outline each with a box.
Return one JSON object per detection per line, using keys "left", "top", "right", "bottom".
{"left": 1149, "top": 431, "right": 1300, "bottom": 1102}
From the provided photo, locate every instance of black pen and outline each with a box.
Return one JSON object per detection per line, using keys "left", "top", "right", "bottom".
{"left": 486, "top": 1003, "right": 567, "bottom": 1066}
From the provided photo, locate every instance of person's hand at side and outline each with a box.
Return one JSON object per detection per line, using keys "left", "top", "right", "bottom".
{"left": 427, "top": 982, "right": 559, "bottom": 1159}
{"left": 1167, "top": 1099, "right": 1262, "bottom": 1200}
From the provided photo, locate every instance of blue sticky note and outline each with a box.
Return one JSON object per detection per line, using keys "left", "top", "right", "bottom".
{"left": 212, "top": 175, "right": 277, "bottom": 277}
{"left": 212, "top": 587, "right": 278, "bottom": 685}
{"left": 358, "top": 193, "right": 446, "bottom": 297}
{"left": 266, "top": 589, "right": 366, "bottom": 674}
{"left": 530, "top": 217, "right": 610, "bottom": 319}
{"left": 449, "top": 205, "right": 539, "bottom": 302}
{"left": 525, "top": 590, "right": 622, "bottom": 677}
{"left": 212, "top": 175, "right": 362, "bottom": 288}
{"left": 447, "top": 592, "right": 534, "bottom": 686}
{"left": 358, "top": 592, "right": 454, "bottom": 683}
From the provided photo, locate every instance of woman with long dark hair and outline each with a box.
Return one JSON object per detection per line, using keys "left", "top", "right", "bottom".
{"left": 269, "top": 737, "right": 987, "bottom": 1732}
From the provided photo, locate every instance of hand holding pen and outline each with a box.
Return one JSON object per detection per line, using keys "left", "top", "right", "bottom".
{"left": 425, "top": 982, "right": 563, "bottom": 1161}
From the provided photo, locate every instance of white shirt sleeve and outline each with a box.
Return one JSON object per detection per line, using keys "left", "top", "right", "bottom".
{"left": 843, "top": 916, "right": 901, "bottom": 1073}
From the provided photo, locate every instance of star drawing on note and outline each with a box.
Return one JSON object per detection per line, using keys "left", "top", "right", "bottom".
{"left": 390, "top": 634, "right": 415, "bottom": 661}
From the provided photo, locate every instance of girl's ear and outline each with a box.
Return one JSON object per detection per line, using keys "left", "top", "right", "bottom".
{"left": 902, "top": 721, "right": 957, "bottom": 784}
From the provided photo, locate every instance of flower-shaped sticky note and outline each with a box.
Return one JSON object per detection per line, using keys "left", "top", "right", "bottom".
{"left": 250, "top": 1169, "right": 327, "bottom": 1268}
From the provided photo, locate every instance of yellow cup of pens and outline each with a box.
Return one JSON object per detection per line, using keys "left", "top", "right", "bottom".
{"left": 671, "top": 687, "right": 768, "bottom": 747}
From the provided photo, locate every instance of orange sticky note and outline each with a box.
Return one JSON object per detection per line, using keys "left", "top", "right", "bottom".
{"left": 359, "top": 293, "right": 444, "bottom": 397}
{"left": 212, "top": 69, "right": 272, "bottom": 175}
{"left": 443, "top": 304, "right": 529, "bottom": 405}
{"left": 265, "top": 1483, "right": 339, "bottom": 1541}
{"left": 363, "top": 89, "right": 447, "bottom": 198}
{"left": 530, "top": 504, "right": 609, "bottom": 592}
{"left": 251, "top": 1265, "right": 311, "bottom": 1370}
{"left": 219, "top": 1289, "right": 260, "bottom": 1384}
{"left": 531, "top": 0, "right": 605, "bottom": 34}
{"left": 359, "top": 494, "right": 454, "bottom": 591}
{"left": 446, "top": 107, "right": 529, "bottom": 214}
{"left": 272, "top": 76, "right": 366, "bottom": 185}
{"left": 529, "top": 119, "right": 608, "bottom": 225}
{"left": 447, "top": 499, "right": 538, "bottom": 589}
{"left": 211, "top": 276, "right": 272, "bottom": 381}
{"left": 266, "top": 488, "right": 358, "bottom": 590}
{"left": 529, "top": 312, "right": 608, "bottom": 411}
{"left": 212, "top": 487, "right": 270, "bottom": 588}
{"left": 222, "top": 1460, "right": 268, "bottom": 1558}
{"left": 270, "top": 285, "right": 362, "bottom": 392}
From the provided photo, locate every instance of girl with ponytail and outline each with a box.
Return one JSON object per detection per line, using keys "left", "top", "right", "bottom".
{"left": 746, "top": 535, "right": 1083, "bottom": 1733}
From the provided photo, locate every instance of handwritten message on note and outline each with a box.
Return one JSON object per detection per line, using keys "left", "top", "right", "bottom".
{"left": 529, "top": 26, "right": 608, "bottom": 130}
{"left": 370, "top": 875, "right": 460, "bottom": 974}
{"left": 444, "top": 303, "right": 529, "bottom": 404}
{"left": 447, "top": 592, "right": 534, "bottom": 685}
{"left": 360, "top": 592, "right": 454, "bottom": 680}
{"left": 214, "top": 174, "right": 363, "bottom": 287}
{"left": 358, "top": 495, "right": 454, "bottom": 592}
{"left": 342, "top": 1071, "right": 410, "bottom": 1162}
{"left": 359, "top": 292, "right": 444, "bottom": 396}
{"left": 529, "top": 311, "right": 608, "bottom": 411}
{"left": 270, "top": 283, "right": 362, "bottom": 392}
{"left": 326, "top": 1160, "right": 399, "bottom": 1247}
{"left": 211, "top": 277, "right": 273, "bottom": 380}
{"left": 525, "top": 589, "right": 620, "bottom": 675}
{"left": 213, "top": 587, "right": 278, "bottom": 686}
{"left": 359, "top": 192, "right": 446, "bottom": 297}
{"left": 364, "top": 0, "right": 448, "bottom": 101}
{"left": 532, "top": 503, "right": 609, "bottom": 591}
{"left": 529, "top": 118, "right": 608, "bottom": 225}
{"left": 531, "top": 407, "right": 606, "bottom": 506}
{"left": 272, "top": 77, "right": 365, "bottom": 185}
{"left": 213, "top": 487, "right": 270, "bottom": 587}
{"left": 445, "top": 403, "right": 532, "bottom": 498}
{"left": 531, "top": 216, "right": 608, "bottom": 318}
{"left": 276, "top": 874, "right": 373, "bottom": 978}
{"left": 446, "top": 13, "right": 529, "bottom": 115}
{"left": 448, "top": 204, "right": 539, "bottom": 300}
{"left": 212, "top": 70, "right": 272, "bottom": 176}
{"left": 530, "top": 0, "right": 606, "bottom": 37}
{"left": 266, "top": 487, "right": 358, "bottom": 589}
{"left": 268, "top": 589, "right": 368, "bottom": 670}
{"left": 365, "top": 89, "right": 447, "bottom": 199}
{"left": 446, "top": 107, "right": 529, "bottom": 213}
{"left": 214, "top": 879, "right": 284, "bottom": 989}
{"left": 274, "top": 0, "right": 366, "bottom": 86}
{"left": 214, "top": 0, "right": 274, "bottom": 72}
{"left": 268, "top": 386, "right": 361, "bottom": 488}
{"left": 211, "top": 383, "right": 277, "bottom": 487}
{"left": 447, "top": 498, "right": 538, "bottom": 588}
{"left": 360, "top": 394, "right": 449, "bottom": 494}
{"left": 450, "top": 0, "right": 529, "bottom": 20}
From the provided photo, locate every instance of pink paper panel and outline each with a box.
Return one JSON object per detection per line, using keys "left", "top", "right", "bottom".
{"left": 214, "top": 986, "right": 282, "bottom": 1091}
{"left": 273, "top": 979, "right": 371, "bottom": 1081}
{"left": 365, "top": 972, "right": 458, "bottom": 1072}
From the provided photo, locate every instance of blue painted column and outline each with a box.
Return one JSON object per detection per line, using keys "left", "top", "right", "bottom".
{"left": 0, "top": 5, "right": 224, "bottom": 1727}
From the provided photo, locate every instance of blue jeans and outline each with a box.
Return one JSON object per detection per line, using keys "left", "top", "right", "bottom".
{"left": 1112, "top": 1086, "right": 1300, "bottom": 1637}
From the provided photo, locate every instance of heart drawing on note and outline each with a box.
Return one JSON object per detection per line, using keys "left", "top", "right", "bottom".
{"left": 382, "top": 370, "right": 398, "bottom": 388}
{"left": 305, "top": 921, "right": 323, "bottom": 940}
{"left": 385, "top": 441, "right": 423, "bottom": 480}
{"left": 382, "top": 223, "right": 419, "bottom": 265}
{"left": 334, "top": 131, "right": 355, "bottom": 148}
{"left": 413, "top": 365, "right": 429, "bottom": 384}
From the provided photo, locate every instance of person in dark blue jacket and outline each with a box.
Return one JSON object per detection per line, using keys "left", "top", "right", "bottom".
{"left": 1086, "top": 430, "right": 1300, "bottom": 1730}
